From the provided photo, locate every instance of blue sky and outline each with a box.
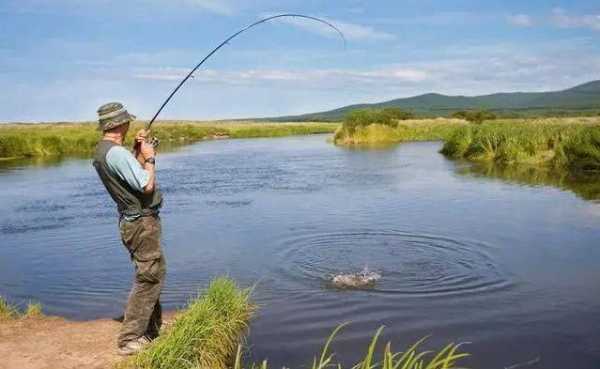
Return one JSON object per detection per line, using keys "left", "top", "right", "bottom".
{"left": 1, "top": 0, "right": 599, "bottom": 122}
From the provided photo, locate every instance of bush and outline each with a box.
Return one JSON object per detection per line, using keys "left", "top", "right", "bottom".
{"left": 380, "top": 107, "right": 415, "bottom": 121}
{"left": 452, "top": 110, "right": 497, "bottom": 124}
{"left": 342, "top": 108, "right": 415, "bottom": 135}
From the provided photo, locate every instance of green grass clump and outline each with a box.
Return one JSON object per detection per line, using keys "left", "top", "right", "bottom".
{"left": 0, "top": 121, "right": 337, "bottom": 160}
{"left": 24, "top": 301, "right": 44, "bottom": 318}
{"left": 0, "top": 296, "right": 19, "bottom": 320}
{"left": 334, "top": 118, "right": 465, "bottom": 145}
{"left": 235, "top": 324, "right": 468, "bottom": 369}
{"left": 129, "top": 277, "right": 254, "bottom": 369}
{"left": 344, "top": 109, "right": 414, "bottom": 131}
{"left": 440, "top": 119, "right": 600, "bottom": 170}
{"left": 0, "top": 296, "right": 43, "bottom": 320}
{"left": 561, "top": 127, "right": 600, "bottom": 171}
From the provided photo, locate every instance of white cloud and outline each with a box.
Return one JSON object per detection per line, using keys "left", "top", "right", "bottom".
{"left": 133, "top": 66, "right": 428, "bottom": 85}
{"left": 551, "top": 8, "right": 600, "bottom": 31}
{"left": 272, "top": 16, "right": 395, "bottom": 41}
{"left": 175, "top": 0, "right": 234, "bottom": 15}
{"left": 2, "top": 0, "right": 238, "bottom": 16}
{"left": 507, "top": 14, "right": 534, "bottom": 27}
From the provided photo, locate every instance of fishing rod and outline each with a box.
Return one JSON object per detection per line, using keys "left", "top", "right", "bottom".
{"left": 144, "top": 13, "right": 346, "bottom": 138}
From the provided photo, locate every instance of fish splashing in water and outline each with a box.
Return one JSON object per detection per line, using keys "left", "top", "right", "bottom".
{"left": 331, "top": 266, "right": 381, "bottom": 289}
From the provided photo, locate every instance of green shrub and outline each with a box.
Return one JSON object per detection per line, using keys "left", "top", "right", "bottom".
{"left": 452, "top": 110, "right": 497, "bottom": 124}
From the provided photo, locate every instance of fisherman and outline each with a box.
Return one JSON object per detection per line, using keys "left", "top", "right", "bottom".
{"left": 92, "top": 102, "right": 166, "bottom": 356}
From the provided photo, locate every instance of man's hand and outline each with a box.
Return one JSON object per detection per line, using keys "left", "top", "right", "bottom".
{"left": 135, "top": 129, "right": 149, "bottom": 145}
{"left": 140, "top": 141, "right": 156, "bottom": 161}
{"left": 134, "top": 129, "right": 152, "bottom": 164}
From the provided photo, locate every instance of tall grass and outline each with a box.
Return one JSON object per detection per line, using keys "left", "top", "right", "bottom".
{"left": 0, "top": 121, "right": 338, "bottom": 160}
{"left": 125, "top": 277, "right": 255, "bottom": 369}
{"left": 334, "top": 118, "right": 465, "bottom": 145}
{"left": 441, "top": 120, "right": 600, "bottom": 170}
{"left": 0, "top": 296, "right": 44, "bottom": 320}
{"left": 0, "top": 296, "right": 19, "bottom": 320}
{"left": 234, "top": 324, "right": 468, "bottom": 369}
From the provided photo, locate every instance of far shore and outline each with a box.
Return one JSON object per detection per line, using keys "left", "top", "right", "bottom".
{"left": 0, "top": 121, "right": 339, "bottom": 161}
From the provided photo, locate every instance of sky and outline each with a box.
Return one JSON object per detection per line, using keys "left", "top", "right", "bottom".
{"left": 1, "top": 0, "right": 599, "bottom": 122}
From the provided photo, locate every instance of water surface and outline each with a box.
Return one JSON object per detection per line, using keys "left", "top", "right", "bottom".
{"left": 1, "top": 135, "right": 599, "bottom": 369}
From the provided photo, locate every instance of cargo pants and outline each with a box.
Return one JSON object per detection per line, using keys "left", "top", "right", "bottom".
{"left": 118, "top": 214, "right": 166, "bottom": 347}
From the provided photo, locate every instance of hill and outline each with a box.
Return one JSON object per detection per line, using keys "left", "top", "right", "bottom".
{"left": 264, "top": 80, "right": 600, "bottom": 121}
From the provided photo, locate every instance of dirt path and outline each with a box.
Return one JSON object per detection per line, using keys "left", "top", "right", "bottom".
{"left": 0, "top": 313, "right": 175, "bottom": 369}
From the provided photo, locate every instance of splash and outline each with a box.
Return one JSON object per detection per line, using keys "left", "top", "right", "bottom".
{"left": 331, "top": 266, "right": 382, "bottom": 289}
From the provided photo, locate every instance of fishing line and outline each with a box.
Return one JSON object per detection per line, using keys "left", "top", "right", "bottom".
{"left": 145, "top": 13, "right": 346, "bottom": 131}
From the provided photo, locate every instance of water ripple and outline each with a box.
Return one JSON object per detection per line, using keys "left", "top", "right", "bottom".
{"left": 275, "top": 229, "right": 514, "bottom": 297}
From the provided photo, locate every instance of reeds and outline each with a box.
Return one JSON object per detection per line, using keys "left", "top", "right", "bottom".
{"left": 234, "top": 324, "right": 469, "bottom": 369}
{"left": 334, "top": 118, "right": 466, "bottom": 145}
{"left": 0, "top": 121, "right": 338, "bottom": 159}
{"left": 0, "top": 296, "right": 44, "bottom": 320}
{"left": 441, "top": 120, "right": 600, "bottom": 170}
{"left": 126, "top": 277, "right": 255, "bottom": 369}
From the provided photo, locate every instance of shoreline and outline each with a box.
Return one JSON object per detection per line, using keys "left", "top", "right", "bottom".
{"left": 0, "top": 121, "right": 339, "bottom": 162}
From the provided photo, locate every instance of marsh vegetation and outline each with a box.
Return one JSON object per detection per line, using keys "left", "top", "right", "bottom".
{"left": 0, "top": 121, "right": 338, "bottom": 160}
{"left": 441, "top": 118, "right": 600, "bottom": 171}
{"left": 334, "top": 111, "right": 600, "bottom": 173}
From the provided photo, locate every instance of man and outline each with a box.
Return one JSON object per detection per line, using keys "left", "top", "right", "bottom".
{"left": 92, "top": 102, "right": 166, "bottom": 356}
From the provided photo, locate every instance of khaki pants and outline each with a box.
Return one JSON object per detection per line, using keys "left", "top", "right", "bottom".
{"left": 118, "top": 215, "right": 166, "bottom": 347}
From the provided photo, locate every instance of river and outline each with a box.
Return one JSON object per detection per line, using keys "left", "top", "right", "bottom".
{"left": 1, "top": 134, "right": 599, "bottom": 368}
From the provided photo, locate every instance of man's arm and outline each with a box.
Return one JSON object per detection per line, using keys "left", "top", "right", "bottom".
{"left": 133, "top": 129, "right": 149, "bottom": 166}
{"left": 105, "top": 145, "right": 156, "bottom": 194}
{"left": 140, "top": 142, "right": 156, "bottom": 194}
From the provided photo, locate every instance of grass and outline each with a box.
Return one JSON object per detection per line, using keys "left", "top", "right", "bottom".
{"left": 441, "top": 118, "right": 600, "bottom": 171}
{"left": 116, "top": 277, "right": 467, "bottom": 369}
{"left": 334, "top": 114, "right": 600, "bottom": 172}
{"left": 0, "top": 121, "right": 338, "bottom": 160}
{"left": 333, "top": 118, "right": 466, "bottom": 145}
{"left": 234, "top": 324, "right": 469, "bottom": 369}
{"left": 0, "top": 296, "right": 44, "bottom": 320}
{"left": 0, "top": 296, "right": 19, "bottom": 320}
{"left": 121, "top": 277, "right": 255, "bottom": 369}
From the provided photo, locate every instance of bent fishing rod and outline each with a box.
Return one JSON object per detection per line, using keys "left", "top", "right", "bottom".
{"left": 143, "top": 13, "right": 346, "bottom": 138}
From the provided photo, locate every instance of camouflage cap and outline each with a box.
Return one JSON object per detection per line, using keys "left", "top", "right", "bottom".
{"left": 97, "top": 102, "right": 136, "bottom": 131}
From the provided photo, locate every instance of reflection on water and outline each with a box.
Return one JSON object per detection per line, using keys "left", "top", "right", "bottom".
{"left": 458, "top": 162, "right": 600, "bottom": 201}
{"left": 1, "top": 136, "right": 599, "bottom": 369}
{"left": 0, "top": 155, "right": 79, "bottom": 172}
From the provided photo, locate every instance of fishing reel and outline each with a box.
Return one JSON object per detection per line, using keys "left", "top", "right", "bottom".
{"left": 133, "top": 136, "right": 160, "bottom": 154}
{"left": 146, "top": 136, "right": 160, "bottom": 148}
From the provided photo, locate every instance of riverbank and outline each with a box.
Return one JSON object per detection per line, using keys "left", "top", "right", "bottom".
{"left": 0, "top": 121, "right": 338, "bottom": 160}
{"left": 333, "top": 118, "right": 466, "bottom": 145}
{"left": 0, "top": 278, "right": 254, "bottom": 369}
{"left": 334, "top": 116, "right": 600, "bottom": 171}
{"left": 1, "top": 278, "right": 468, "bottom": 369}
{"left": 441, "top": 118, "right": 600, "bottom": 170}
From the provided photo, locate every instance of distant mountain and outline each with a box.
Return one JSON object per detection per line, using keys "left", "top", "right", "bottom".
{"left": 263, "top": 80, "right": 600, "bottom": 121}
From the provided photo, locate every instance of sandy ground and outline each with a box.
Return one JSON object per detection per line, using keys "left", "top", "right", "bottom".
{"left": 0, "top": 313, "right": 175, "bottom": 369}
